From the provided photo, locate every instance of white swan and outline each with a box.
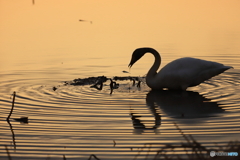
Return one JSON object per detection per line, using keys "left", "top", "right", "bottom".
{"left": 128, "top": 47, "right": 233, "bottom": 90}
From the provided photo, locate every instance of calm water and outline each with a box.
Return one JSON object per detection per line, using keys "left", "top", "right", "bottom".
{"left": 1, "top": 1, "right": 240, "bottom": 160}
{"left": 1, "top": 55, "right": 240, "bottom": 160}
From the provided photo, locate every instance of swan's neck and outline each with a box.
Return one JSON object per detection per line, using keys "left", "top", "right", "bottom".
{"left": 146, "top": 49, "right": 161, "bottom": 89}
{"left": 147, "top": 49, "right": 161, "bottom": 78}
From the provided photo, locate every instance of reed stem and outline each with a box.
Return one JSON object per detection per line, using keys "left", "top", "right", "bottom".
{"left": 6, "top": 91, "right": 16, "bottom": 120}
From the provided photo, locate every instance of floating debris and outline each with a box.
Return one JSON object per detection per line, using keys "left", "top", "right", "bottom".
{"left": 67, "top": 76, "right": 144, "bottom": 86}
{"left": 90, "top": 79, "right": 103, "bottom": 90}
{"left": 79, "top": 19, "right": 92, "bottom": 24}
{"left": 110, "top": 79, "right": 114, "bottom": 95}
{"left": 113, "top": 76, "right": 144, "bottom": 81}
{"left": 71, "top": 76, "right": 108, "bottom": 86}
{"left": 53, "top": 86, "right": 57, "bottom": 91}
{"left": 131, "top": 78, "right": 136, "bottom": 86}
{"left": 109, "top": 79, "right": 120, "bottom": 94}
{"left": 63, "top": 81, "right": 68, "bottom": 85}
{"left": 14, "top": 117, "right": 28, "bottom": 124}
{"left": 137, "top": 80, "right": 141, "bottom": 88}
{"left": 62, "top": 76, "right": 146, "bottom": 95}
{"left": 110, "top": 79, "right": 119, "bottom": 89}
{"left": 122, "top": 70, "right": 129, "bottom": 73}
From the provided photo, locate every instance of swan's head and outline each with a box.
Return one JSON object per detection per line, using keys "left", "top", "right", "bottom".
{"left": 128, "top": 48, "right": 147, "bottom": 68}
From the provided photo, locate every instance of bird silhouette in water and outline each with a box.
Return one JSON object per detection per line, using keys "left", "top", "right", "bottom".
{"left": 128, "top": 47, "right": 233, "bottom": 90}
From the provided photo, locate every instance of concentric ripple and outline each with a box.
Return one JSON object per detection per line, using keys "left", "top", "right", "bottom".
{"left": 0, "top": 70, "right": 240, "bottom": 160}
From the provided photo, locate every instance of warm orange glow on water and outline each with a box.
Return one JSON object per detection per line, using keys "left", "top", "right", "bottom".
{"left": 0, "top": 1, "right": 240, "bottom": 159}
{"left": 1, "top": 0, "right": 240, "bottom": 73}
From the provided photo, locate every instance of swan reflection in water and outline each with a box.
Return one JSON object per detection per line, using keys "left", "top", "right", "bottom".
{"left": 130, "top": 90, "right": 224, "bottom": 134}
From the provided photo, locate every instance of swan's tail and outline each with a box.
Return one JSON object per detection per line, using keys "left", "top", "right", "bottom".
{"left": 190, "top": 65, "right": 233, "bottom": 87}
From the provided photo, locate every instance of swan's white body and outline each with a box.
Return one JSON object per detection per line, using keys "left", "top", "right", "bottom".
{"left": 128, "top": 48, "right": 232, "bottom": 90}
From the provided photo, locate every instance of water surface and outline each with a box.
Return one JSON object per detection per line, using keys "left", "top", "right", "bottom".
{"left": 1, "top": 1, "right": 240, "bottom": 159}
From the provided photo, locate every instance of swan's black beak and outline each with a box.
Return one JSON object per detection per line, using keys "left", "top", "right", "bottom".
{"left": 128, "top": 53, "right": 138, "bottom": 68}
{"left": 128, "top": 56, "right": 140, "bottom": 68}
{"left": 128, "top": 58, "right": 136, "bottom": 68}
{"left": 128, "top": 48, "right": 146, "bottom": 68}
{"left": 128, "top": 62, "right": 133, "bottom": 68}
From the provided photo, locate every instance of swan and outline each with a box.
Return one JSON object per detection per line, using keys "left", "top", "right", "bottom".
{"left": 128, "top": 47, "right": 233, "bottom": 90}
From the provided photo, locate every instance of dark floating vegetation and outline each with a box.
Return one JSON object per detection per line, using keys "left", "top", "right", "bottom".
{"left": 66, "top": 76, "right": 144, "bottom": 86}
{"left": 66, "top": 76, "right": 108, "bottom": 86}
{"left": 13, "top": 117, "right": 28, "bottom": 124}
{"left": 61, "top": 76, "right": 144, "bottom": 94}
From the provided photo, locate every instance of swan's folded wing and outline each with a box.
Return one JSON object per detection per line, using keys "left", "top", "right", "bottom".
{"left": 157, "top": 57, "right": 232, "bottom": 89}
{"left": 189, "top": 65, "right": 232, "bottom": 87}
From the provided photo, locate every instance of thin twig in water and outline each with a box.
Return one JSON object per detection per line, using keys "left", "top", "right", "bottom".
{"left": 6, "top": 120, "right": 16, "bottom": 149}
{"left": 173, "top": 122, "right": 190, "bottom": 144}
{"left": 145, "top": 144, "right": 152, "bottom": 159}
{"left": 133, "top": 143, "right": 149, "bottom": 160}
{"left": 7, "top": 91, "right": 16, "bottom": 120}
{"left": 113, "top": 140, "right": 116, "bottom": 147}
{"left": 137, "top": 80, "right": 141, "bottom": 88}
{"left": 5, "top": 145, "right": 12, "bottom": 160}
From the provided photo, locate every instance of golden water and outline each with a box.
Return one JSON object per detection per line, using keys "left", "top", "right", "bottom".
{"left": 1, "top": 1, "right": 240, "bottom": 159}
